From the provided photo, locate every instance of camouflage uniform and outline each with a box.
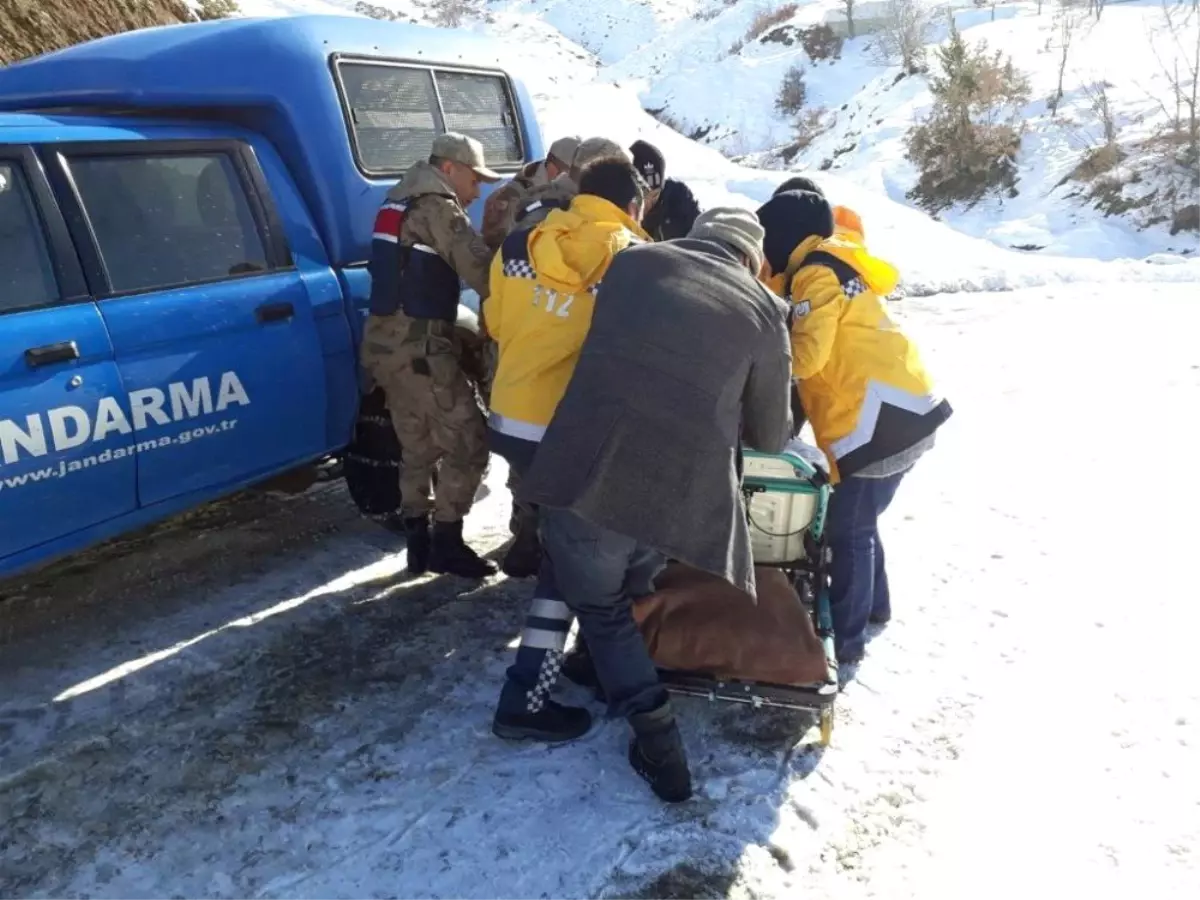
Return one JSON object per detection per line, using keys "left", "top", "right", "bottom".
{"left": 481, "top": 160, "right": 546, "bottom": 250}
{"left": 359, "top": 158, "right": 493, "bottom": 526}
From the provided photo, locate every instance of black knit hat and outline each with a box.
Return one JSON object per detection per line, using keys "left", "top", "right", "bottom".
{"left": 755, "top": 189, "right": 835, "bottom": 276}
{"left": 773, "top": 175, "right": 824, "bottom": 198}
{"left": 630, "top": 139, "right": 666, "bottom": 190}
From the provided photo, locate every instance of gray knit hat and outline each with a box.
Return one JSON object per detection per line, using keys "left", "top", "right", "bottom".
{"left": 571, "top": 137, "right": 632, "bottom": 173}
{"left": 687, "top": 206, "right": 766, "bottom": 274}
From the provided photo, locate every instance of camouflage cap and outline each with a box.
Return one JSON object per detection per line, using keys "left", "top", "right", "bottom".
{"left": 431, "top": 131, "right": 502, "bottom": 182}
{"left": 571, "top": 137, "right": 632, "bottom": 172}
{"left": 548, "top": 135, "right": 582, "bottom": 165}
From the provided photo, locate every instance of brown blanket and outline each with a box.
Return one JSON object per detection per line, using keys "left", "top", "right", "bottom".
{"left": 632, "top": 563, "right": 828, "bottom": 686}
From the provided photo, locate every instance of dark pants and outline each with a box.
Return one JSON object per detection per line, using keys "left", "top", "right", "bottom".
{"left": 538, "top": 507, "right": 667, "bottom": 719}
{"left": 490, "top": 429, "right": 575, "bottom": 716}
{"left": 826, "top": 470, "right": 907, "bottom": 662}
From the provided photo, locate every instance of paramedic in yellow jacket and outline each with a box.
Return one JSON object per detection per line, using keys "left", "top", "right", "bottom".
{"left": 485, "top": 157, "right": 650, "bottom": 744}
{"left": 757, "top": 189, "right": 953, "bottom": 665}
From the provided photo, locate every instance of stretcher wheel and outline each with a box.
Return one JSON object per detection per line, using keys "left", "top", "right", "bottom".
{"left": 819, "top": 706, "right": 834, "bottom": 747}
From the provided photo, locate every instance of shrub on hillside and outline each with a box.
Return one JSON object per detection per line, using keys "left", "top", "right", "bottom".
{"left": 801, "top": 24, "right": 843, "bottom": 62}
{"left": 775, "top": 65, "right": 807, "bottom": 116}
{"left": 195, "top": 0, "right": 239, "bottom": 20}
{"left": 904, "top": 23, "right": 1031, "bottom": 212}
{"left": 745, "top": 3, "right": 799, "bottom": 43}
{"left": 429, "top": 0, "right": 482, "bottom": 29}
{"left": 356, "top": 2, "right": 402, "bottom": 21}
{"left": 794, "top": 107, "right": 829, "bottom": 150}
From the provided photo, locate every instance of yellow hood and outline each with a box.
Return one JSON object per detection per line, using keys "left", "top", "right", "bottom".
{"left": 785, "top": 234, "right": 900, "bottom": 297}
{"left": 527, "top": 194, "right": 649, "bottom": 293}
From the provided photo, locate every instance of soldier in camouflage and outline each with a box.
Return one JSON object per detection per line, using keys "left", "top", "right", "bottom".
{"left": 359, "top": 132, "right": 499, "bottom": 579}
{"left": 481, "top": 134, "right": 580, "bottom": 251}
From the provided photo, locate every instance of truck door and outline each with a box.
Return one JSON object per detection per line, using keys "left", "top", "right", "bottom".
{"left": 49, "top": 140, "right": 328, "bottom": 508}
{"left": 0, "top": 148, "right": 138, "bottom": 562}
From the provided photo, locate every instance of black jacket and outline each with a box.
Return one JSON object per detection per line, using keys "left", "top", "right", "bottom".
{"left": 643, "top": 178, "right": 701, "bottom": 241}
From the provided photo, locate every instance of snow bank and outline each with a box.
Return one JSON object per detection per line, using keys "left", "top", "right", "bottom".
{"left": 536, "top": 82, "right": 1200, "bottom": 292}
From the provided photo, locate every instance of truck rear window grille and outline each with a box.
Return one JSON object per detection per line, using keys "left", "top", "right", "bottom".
{"left": 336, "top": 59, "right": 524, "bottom": 176}
{"left": 339, "top": 63, "right": 440, "bottom": 175}
{"left": 433, "top": 71, "right": 522, "bottom": 168}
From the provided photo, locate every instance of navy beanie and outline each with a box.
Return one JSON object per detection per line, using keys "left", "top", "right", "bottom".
{"left": 773, "top": 175, "right": 825, "bottom": 198}
{"left": 755, "top": 190, "right": 835, "bottom": 276}
{"left": 630, "top": 139, "right": 666, "bottom": 190}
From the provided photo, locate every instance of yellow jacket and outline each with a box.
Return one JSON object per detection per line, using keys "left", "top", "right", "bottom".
{"left": 775, "top": 235, "right": 951, "bottom": 483}
{"left": 484, "top": 194, "right": 648, "bottom": 441}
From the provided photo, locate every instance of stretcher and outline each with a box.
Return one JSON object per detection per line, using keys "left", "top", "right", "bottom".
{"left": 651, "top": 445, "right": 840, "bottom": 746}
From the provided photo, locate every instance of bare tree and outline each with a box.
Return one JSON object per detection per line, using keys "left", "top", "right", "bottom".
{"left": 841, "top": 0, "right": 856, "bottom": 38}
{"left": 1157, "top": 1, "right": 1200, "bottom": 210}
{"left": 1049, "top": 5, "right": 1086, "bottom": 115}
{"left": 1082, "top": 80, "right": 1117, "bottom": 148}
{"left": 871, "top": 0, "right": 936, "bottom": 74}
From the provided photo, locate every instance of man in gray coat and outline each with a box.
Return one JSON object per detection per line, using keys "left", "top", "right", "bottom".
{"left": 517, "top": 207, "right": 794, "bottom": 803}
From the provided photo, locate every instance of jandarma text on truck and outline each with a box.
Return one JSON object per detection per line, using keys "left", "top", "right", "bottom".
{"left": 0, "top": 370, "right": 251, "bottom": 467}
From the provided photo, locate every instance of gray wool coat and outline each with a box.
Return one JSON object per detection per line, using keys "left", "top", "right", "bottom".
{"left": 517, "top": 238, "right": 794, "bottom": 598}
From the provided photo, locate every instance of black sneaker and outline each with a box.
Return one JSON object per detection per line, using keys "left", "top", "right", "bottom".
{"left": 492, "top": 701, "right": 593, "bottom": 743}
{"left": 628, "top": 700, "right": 692, "bottom": 803}
{"left": 402, "top": 515, "right": 431, "bottom": 574}
{"left": 428, "top": 520, "right": 497, "bottom": 579}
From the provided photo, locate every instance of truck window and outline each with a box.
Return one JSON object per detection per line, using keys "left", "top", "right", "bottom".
{"left": 433, "top": 70, "right": 522, "bottom": 170}
{"left": 0, "top": 163, "right": 59, "bottom": 313}
{"left": 336, "top": 60, "right": 523, "bottom": 176}
{"left": 68, "top": 152, "right": 270, "bottom": 295}
{"left": 338, "top": 63, "right": 441, "bottom": 176}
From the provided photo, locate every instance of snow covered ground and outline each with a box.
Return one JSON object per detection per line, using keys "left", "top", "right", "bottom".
{"left": 2, "top": 275, "right": 1198, "bottom": 899}
{"left": 1, "top": 2, "right": 1198, "bottom": 897}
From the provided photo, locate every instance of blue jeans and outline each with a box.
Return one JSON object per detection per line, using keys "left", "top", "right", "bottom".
{"left": 490, "top": 429, "right": 576, "bottom": 716}
{"left": 538, "top": 507, "right": 667, "bottom": 719}
{"left": 826, "top": 471, "right": 907, "bottom": 662}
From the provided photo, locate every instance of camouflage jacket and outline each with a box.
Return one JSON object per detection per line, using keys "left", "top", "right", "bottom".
{"left": 508, "top": 174, "right": 578, "bottom": 233}
{"left": 386, "top": 160, "right": 493, "bottom": 300}
{"left": 481, "top": 160, "right": 548, "bottom": 250}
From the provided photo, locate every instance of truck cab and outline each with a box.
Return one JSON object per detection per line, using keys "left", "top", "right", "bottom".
{"left": 0, "top": 15, "right": 544, "bottom": 578}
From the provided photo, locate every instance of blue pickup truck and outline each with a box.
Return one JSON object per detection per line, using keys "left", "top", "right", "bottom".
{"left": 0, "top": 14, "right": 544, "bottom": 578}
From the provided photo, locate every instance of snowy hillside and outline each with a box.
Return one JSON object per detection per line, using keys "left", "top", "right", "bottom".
{"left": 229, "top": 0, "right": 1200, "bottom": 260}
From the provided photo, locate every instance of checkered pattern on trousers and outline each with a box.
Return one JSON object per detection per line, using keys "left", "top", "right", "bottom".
{"left": 525, "top": 649, "right": 564, "bottom": 714}
{"left": 503, "top": 258, "right": 536, "bottom": 279}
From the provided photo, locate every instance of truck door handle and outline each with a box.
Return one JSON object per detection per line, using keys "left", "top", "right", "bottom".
{"left": 256, "top": 301, "right": 294, "bottom": 324}
{"left": 24, "top": 341, "right": 80, "bottom": 368}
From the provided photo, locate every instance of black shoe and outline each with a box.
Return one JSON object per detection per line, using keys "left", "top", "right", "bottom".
{"left": 628, "top": 700, "right": 692, "bottom": 803}
{"left": 500, "top": 516, "right": 541, "bottom": 579}
{"left": 560, "top": 645, "right": 598, "bottom": 688}
{"left": 868, "top": 611, "right": 891, "bottom": 625}
{"left": 428, "top": 520, "right": 498, "bottom": 579}
{"left": 402, "top": 515, "right": 431, "bottom": 574}
{"left": 492, "top": 701, "right": 593, "bottom": 743}
{"left": 561, "top": 645, "right": 606, "bottom": 703}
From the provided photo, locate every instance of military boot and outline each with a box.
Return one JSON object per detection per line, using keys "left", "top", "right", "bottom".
{"left": 628, "top": 699, "right": 693, "bottom": 803}
{"left": 428, "top": 520, "right": 498, "bottom": 579}
{"left": 403, "top": 515, "right": 431, "bottom": 575}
